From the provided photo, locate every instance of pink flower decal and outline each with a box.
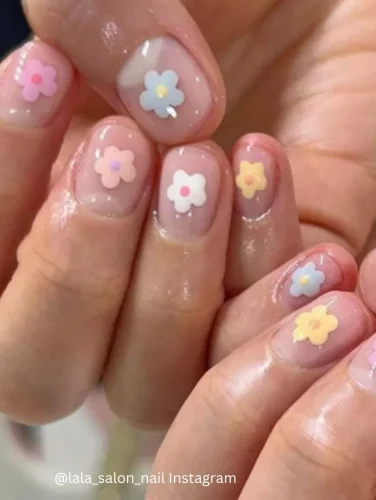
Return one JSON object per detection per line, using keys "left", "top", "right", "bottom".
{"left": 17, "top": 59, "right": 58, "bottom": 103}
{"left": 95, "top": 146, "right": 137, "bottom": 189}
{"left": 368, "top": 340, "right": 376, "bottom": 368}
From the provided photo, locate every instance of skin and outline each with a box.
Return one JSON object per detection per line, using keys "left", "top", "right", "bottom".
{"left": 147, "top": 292, "right": 376, "bottom": 500}
{"left": 23, "top": 0, "right": 376, "bottom": 258}
{"left": 0, "top": 41, "right": 304, "bottom": 425}
{"left": 4, "top": 3, "right": 376, "bottom": 495}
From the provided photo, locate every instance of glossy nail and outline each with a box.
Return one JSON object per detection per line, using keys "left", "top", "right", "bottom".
{"left": 117, "top": 37, "right": 213, "bottom": 145}
{"left": 280, "top": 252, "right": 343, "bottom": 309}
{"left": 233, "top": 143, "right": 279, "bottom": 219}
{"left": 272, "top": 294, "right": 370, "bottom": 369}
{"left": 158, "top": 145, "right": 220, "bottom": 238}
{"left": 348, "top": 334, "right": 376, "bottom": 393}
{"left": 75, "top": 121, "right": 153, "bottom": 218}
{"left": 0, "top": 40, "right": 73, "bottom": 128}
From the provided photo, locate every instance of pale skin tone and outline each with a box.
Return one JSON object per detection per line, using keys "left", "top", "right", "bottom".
{"left": 2, "top": 0, "right": 376, "bottom": 496}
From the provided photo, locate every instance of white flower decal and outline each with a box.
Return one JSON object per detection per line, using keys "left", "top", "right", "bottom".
{"left": 167, "top": 170, "right": 207, "bottom": 214}
{"left": 290, "top": 262, "right": 325, "bottom": 298}
{"left": 140, "top": 70, "right": 185, "bottom": 119}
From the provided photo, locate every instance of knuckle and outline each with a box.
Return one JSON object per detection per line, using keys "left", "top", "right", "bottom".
{"left": 197, "top": 367, "right": 250, "bottom": 436}
{"left": 137, "top": 285, "right": 224, "bottom": 319}
{"left": 275, "top": 411, "right": 359, "bottom": 476}
{"left": 21, "top": 241, "right": 124, "bottom": 304}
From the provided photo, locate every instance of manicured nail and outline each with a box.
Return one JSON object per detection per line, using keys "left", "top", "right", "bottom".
{"left": 272, "top": 294, "right": 369, "bottom": 369}
{"left": 280, "top": 252, "right": 343, "bottom": 309}
{"left": 158, "top": 145, "right": 220, "bottom": 238}
{"left": 233, "top": 143, "right": 279, "bottom": 219}
{"left": 116, "top": 37, "right": 213, "bottom": 145}
{"left": 348, "top": 334, "right": 376, "bottom": 393}
{"left": 0, "top": 41, "right": 73, "bottom": 128}
{"left": 75, "top": 121, "right": 153, "bottom": 217}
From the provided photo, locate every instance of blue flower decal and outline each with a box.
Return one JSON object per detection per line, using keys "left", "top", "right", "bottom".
{"left": 140, "top": 70, "right": 185, "bottom": 119}
{"left": 290, "top": 262, "right": 325, "bottom": 298}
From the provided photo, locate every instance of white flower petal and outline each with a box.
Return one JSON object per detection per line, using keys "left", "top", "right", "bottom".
{"left": 174, "top": 196, "right": 192, "bottom": 214}
{"left": 192, "top": 190, "right": 207, "bottom": 208}
{"left": 173, "top": 169, "right": 190, "bottom": 187}
{"left": 188, "top": 173, "right": 207, "bottom": 207}
{"left": 140, "top": 90, "right": 156, "bottom": 111}
{"left": 190, "top": 173, "right": 206, "bottom": 190}
{"left": 167, "top": 184, "right": 179, "bottom": 202}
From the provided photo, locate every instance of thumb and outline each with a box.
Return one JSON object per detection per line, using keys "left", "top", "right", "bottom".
{"left": 288, "top": 146, "right": 376, "bottom": 256}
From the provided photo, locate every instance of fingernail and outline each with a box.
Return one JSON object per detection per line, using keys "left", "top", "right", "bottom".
{"left": 75, "top": 121, "right": 153, "bottom": 217}
{"left": 348, "top": 334, "right": 376, "bottom": 393}
{"left": 158, "top": 145, "right": 220, "bottom": 238}
{"left": 0, "top": 41, "right": 73, "bottom": 128}
{"left": 272, "top": 294, "right": 369, "bottom": 369}
{"left": 116, "top": 37, "right": 213, "bottom": 145}
{"left": 280, "top": 252, "right": 343, "bottom": 309}
{"left": 233, "top": 143, "right": 279, "bottom": 219}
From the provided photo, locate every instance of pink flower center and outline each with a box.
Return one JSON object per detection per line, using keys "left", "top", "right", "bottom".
{"left": 180, "top": 185, "right": 190, "bottom": 197}
{"left": 244, "top": 175, "right": 254, "bottom": 186}
{"left": 309, "top": 320, "right": 321, "bottom": 330}
{"left": 31, "top": 73, "right": 43, "bottom": 85}
{"left": 109, "top": 160, "right": 121, "bottom": 172}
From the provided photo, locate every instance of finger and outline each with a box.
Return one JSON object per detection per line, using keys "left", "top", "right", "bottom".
{"left": 241, "top": 335, "right": 376, "bottom": 499}
{"left": 225, "top": 134, "right": 302, "bottom": 296}
{"left": 147, "top": 292, "right": 373, "bottom": 500}
{"left": 24, "top": 0, "right": 226, "bottom": 146}
{"left": 104, "top": 142, "right": 233, "bottom": 427}
{"left": 0, "top": 116, "right": 156, "bottom": 424}
{"left": 0, "top": 40, "right": 75, "bottom": 287}
{"left": 212, "top": 243, "right": 357, "bottom": 363}
{"left": 358, "top": 248, "right": 376, "bottom": 313}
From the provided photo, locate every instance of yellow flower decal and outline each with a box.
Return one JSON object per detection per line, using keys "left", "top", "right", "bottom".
{"left": 292, "top": 305, "right": 339, "bottom": 346}
{"left": 235, "top": 161, "right": 268, "bottom": 200}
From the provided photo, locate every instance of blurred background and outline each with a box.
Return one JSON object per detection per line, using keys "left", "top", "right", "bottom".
{"left": 0, "top": 3, "right": 159, "bottom": 499}
{"left": 0, "top": 1, "right": 30, "bottom": 58}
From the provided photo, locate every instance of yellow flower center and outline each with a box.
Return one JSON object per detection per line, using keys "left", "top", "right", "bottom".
{"left": 156, "top": 85, "right": 168, "bottom": 99}
{"left": 309, "top": 319, "right": 321, "bottom": 330}
{"left": 299, "top": 275, "right": 310, "bottom": 286}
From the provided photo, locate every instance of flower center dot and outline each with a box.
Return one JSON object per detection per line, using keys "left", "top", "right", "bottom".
{"left": 309, "top": 320, "right": 321, "bottom": 330}
{"left": 156, "top": 85, "right": 168, "bottom": 99}
{"left": 109, "top": 160, "right": 121, "bottom": 172}
{"left": 299, "top": 275, "right": 310, "bottom": 286}
{"left": 31, "top": 73, "right": 43, "bottom": 85}
{"left": 244, "top": 175, "right": 254, "bottom": 186}
{"left": 180, "top": 186, "right": 190, "bottom": 197}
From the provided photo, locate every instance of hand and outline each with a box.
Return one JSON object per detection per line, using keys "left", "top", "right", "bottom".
{"left": 24, "top": 0, "right": 376, "bottom": 261}
{"left": 0, "top": 40, "right": 300, "bottom": 426}
{"left": 147, "top": 286, "right": 376, "bottom": 500}
{"left": 0, "top": 40, "right": 358, "bottom": 427}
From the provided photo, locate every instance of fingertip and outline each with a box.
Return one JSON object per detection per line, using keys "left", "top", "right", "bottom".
{"left": 233, "top": 134, "right": 290, "bottom": 166}
{"left": 317, "top": 242, "right": 358, "bottom": 291}
{"left": 359, "top": 249, "right": 376, "bottom": 314}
